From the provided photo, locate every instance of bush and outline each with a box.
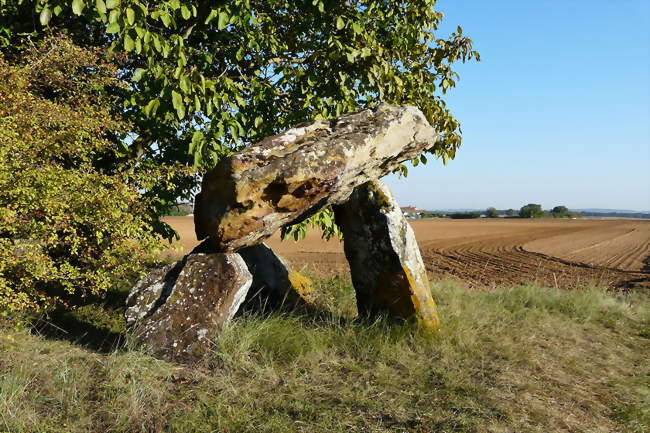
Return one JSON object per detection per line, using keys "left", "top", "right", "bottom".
{"left": 0, "top": 35, "right": 186, "bottom": 316}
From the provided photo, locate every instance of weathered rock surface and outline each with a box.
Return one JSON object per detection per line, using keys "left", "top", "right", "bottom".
{"left": 126, "top": 253, "right": 252, "bottom": 360}
{"left": 239, "top": 243, "right": 317, "bottom": 309}
{"left": 333, "top": 180, "right": 440, "bottom": 330}
{"left": 195, "top": 104, "right": 438, "bottom": 251}
{"left": 125, "top": 261, "right": 183, "bottom": 327}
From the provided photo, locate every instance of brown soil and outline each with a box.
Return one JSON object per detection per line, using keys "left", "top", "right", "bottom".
{"left": 163, "top": 216, "right": 650, "bottom": 290}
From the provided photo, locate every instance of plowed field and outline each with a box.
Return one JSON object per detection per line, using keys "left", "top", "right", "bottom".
{"left": 164, "top": 216, "right": 650, "bottom": 290}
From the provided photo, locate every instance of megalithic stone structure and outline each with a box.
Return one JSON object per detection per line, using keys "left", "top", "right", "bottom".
{"left": 125, "top": 252, "right": 253, "bottom": 360}
{"left": 333, "top": 180, "right": 440, "bottom": 331}
{"left": 126, "top": 104, "right": 442, "bottom": 361}
{"left": 195, "top": 104, "right": 438, "bottom": 252}
{"left": 238, "top": 243, "right": 317, "bottom": 309}
{"left": 125, "top": 242, "right": 319, "bottom": 360}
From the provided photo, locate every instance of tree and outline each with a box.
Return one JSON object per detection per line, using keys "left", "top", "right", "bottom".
{"left": 519, "top": 204, "right": 544, "bottom": 219}
{"left": 0, "top": 0, "right": 479, "bottom": 237}
{"left": 505, "top": 209, "right": 516, "bottom": 216}
{"left": 551, "top": 205, "right": 569, "bottom": 218}
{"left": 0, "top": 35, "right": 188, "bottom": 315}
{"left": 485, "top": 207, "right": 498, "bottom": 218}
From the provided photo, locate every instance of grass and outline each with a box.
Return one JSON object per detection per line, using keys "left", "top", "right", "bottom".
{"left": 1, "top": 279, "right": 648, "bottom": 433}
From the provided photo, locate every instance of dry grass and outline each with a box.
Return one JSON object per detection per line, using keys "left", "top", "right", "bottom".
{"left": 1, "top": 280, "right": 648, "bottom": 433}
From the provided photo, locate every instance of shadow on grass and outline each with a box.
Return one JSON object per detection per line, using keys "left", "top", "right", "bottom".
{"left": 32, "top": 284, "right": 131, "bottom": 353}
{"left": 30, "top": 273, "right": 360, "bottom": 354}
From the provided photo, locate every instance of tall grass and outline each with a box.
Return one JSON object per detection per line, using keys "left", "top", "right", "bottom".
{"left": 1, "top": 280, "right": 648, "bottom": 433}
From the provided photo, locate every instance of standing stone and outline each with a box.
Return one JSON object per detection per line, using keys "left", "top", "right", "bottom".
{"left": 195, "top": 104, "right": 438, "bottom": 251}
{"left": 333, "top": 180, "right": 440, "bottom": 331}
{"left": 239, "top": 243, "right": 317, "bottom": 309}
{"left": 126, "top": 253, "right": 252, "bottom": 360}
{"left": 125, "top": 261, "right": 183, "bottom": 327}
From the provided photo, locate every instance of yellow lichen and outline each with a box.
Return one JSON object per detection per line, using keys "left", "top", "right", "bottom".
{"left": 288, "top": 270, "right": 316, "bottom": 302}
{"left": 366, "top": 181, "right": 392, "bottom": 210}
{"left": 403, "top": 266, "right": 441, "bottom": 332}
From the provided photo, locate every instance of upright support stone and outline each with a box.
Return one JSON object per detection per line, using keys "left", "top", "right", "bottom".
{"left": 333, "top": 180, "right": 440, "bottom": 331}
{"left": 125, "top": 252, "right": 252, "bottom": 360}
{"left": 239, "top": 243, "right": 317, "bottom": 309}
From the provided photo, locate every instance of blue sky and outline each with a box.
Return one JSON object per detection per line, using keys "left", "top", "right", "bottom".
{"left": 383, "top": 0, "right": 650, "bottom": 212}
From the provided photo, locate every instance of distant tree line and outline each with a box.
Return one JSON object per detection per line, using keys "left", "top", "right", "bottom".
{"left": 412, "top": 204, "right": 648, "bottom": 220}
{"left": 448, "top": 211, "right": 482, "bottom": 219}
{"left": 416, "top": 204, "right": 587, "bottom": 219}
{"left": 578, "top": 211, "right": 650, "bottom": 219}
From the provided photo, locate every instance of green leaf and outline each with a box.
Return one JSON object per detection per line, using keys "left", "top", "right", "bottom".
{"left": 181, "top": 5, "right": 191, "bottom": 20}
{"left": 106, "top": 22, "right": 120, "bottom": 33}
{"left": 189, "top": 130, "right": 204, "bottom": 155}
{"left": 352, "top": 22, "right": 362, "bottom": 35}
{"left": 126, "top": 7, "right": 135, "bottom": 25}
{"left": 218, "top": 11, "right": 228, "bottom": 30}
{"left": 254, "top": 116, "right": 263, "bottom": 128}
{"left": 171, "top": 90, "right": 185, "bottom": 119}
{"left": 229, "top": 124, "right": 239, "bottom": 141}
{"left": 117, "top": 139, "right": 129, "bottom": 155}
{"left": 205, "top": 10, "right": 217, "bottom": 24}
{"left": 336, "top": 16, "right": 344, "bottom": 30}
{"left": 96, "top": 0, "right": 106, "bottom": 14}
{"left": 179, "top": 75, "right": 191, "bottom": 93}
{"left": 160, "top": 12, "right": 171, "bottom": 27}
{"left": 108, "top": 9, "right": 119, "bottom": 23}
{"left": 143, "top": 98, "right": 159, "bottom": 117}
{"left": 72, "top": 0, "right": 85, "bottom": 16}
{"left": 193, "top": 150, "right": 203, "bottom": 167}
{"left": 39, "top": 6, "right": 52, "bottom": 26}
{"left": 132, "top": 68, "right": 146, "bottom": 82}
{"left": 124, "top": 34, "right": 134, "bottom": 51}
{"left": 106, "top": 0, "right": 119, "bottom": 9}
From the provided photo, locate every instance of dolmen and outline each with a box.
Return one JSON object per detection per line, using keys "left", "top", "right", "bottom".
{"left": 126, "top": 104, "right": 441, "bottom": 360}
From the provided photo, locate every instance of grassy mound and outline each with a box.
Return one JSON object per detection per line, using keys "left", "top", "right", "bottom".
{"left": 1, "top": 280, "right": 648, "bottom": 433}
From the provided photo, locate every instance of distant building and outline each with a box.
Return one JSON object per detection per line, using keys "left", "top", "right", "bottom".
{"left": 400, "top": 206, "right": 425, "bottom": 218}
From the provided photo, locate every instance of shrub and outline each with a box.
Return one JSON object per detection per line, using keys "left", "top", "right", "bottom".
{"left": 0, "top": 35, "right": 187, "bottom": 316}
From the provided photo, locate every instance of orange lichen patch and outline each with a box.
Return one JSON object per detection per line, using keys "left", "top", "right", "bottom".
{"left": 288, "top": 270, "right": 316, "bottom": 303}
{"left": 403, "top": 266, "right": 440, "bottom": 332}
{"left": 370, "top": 267, "right": 440, "bottom": 332}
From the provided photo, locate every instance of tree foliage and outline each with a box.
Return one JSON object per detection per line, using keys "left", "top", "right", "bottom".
{"left": 519, "top": 204, "right": 544, "bottom": 219}
{"left": 0, "top": 0, "right": 479, "bottom": 240}
{"left": 485, "top": 207, "right": 498, "bottom": 218}
{"left": 0, "top": 35, "right": 188, "bottom": 315}
{"left": 551, "top": 205, "right": 569, "bottom": 218}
